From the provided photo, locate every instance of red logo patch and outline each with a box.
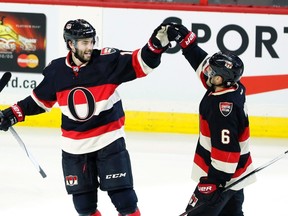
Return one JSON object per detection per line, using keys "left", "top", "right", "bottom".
{"left": 65, "top": 175, "right": 78, "bottom": 186}
{"left": 100, "top": 47, "right": 116, "bottom": 55}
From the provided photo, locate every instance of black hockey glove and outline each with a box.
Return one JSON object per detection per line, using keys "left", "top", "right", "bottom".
{"left": 167, "top": 23, "right": 197, "bottom": 49}
{"left": 0, "top": 104, "right": 24, "bottom": 131}
{"left": 147, "top": 23, "right": 170, "bottom": 54}
{"left": 186, "top": 177, "right": 223, "bottom": 212}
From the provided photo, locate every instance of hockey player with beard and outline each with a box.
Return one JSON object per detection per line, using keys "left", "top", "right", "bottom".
{"left": 0, "top": 19, "right": 171, "bottom": 216}
{"left": 167, "top": 23, "right": 256, "bottom": 216}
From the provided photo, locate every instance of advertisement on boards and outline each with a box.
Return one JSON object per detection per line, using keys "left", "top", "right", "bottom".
{"left": 0, "top": 11, "right": 46, "bottom": 73}
{"left": 102, "top": 8, "right": 288, "bottom": 116}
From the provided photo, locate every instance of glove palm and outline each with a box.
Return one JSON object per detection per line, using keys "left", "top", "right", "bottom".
{"left": 148, "top": 24, "right": 170, "bottom": 53}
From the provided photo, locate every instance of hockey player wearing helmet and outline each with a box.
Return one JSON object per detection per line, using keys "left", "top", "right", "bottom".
{"left": 204, "top": 51, "right": 244, "bottom": 88}
{"left": 167, "top": 23, "right": 256, "bottom": 216}
{"left": 0, "top": 19, "right": 171, "bottom": 216}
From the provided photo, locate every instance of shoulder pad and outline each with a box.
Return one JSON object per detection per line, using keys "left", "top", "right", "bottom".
{"left": 100, "top": 47, "right": 117, "bottom": 55}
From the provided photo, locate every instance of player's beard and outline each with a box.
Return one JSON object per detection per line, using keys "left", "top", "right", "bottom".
{"left": 74, "top": 48, "right": 92, "bottom": 64}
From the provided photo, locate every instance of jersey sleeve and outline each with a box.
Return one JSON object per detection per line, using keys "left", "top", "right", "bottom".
{"left": 182, "top": 44, "right": 208, "bottom": 71}
{"left": 181, "top": 44, "right": 211, "bottom": 88}
{"left": 139, "top": 43, "right": 162, "bottom": 69}
{"left": 16, "top": 62, "right": 58, "bottom": 116}
{"left": 29, "top": 62, "right": 58, "bottom": 112}
{"left": 99, "top": 47, "right": 160, "bottom": 84}
{"left": 17, "top": 96, "right": 46, "bottom": 116}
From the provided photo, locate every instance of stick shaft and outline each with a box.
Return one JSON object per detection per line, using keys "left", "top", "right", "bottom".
{"left": 0, "top": 72, "right": 11, "bottom": 93}
{"left": 8, "top": 127, "right": 47, "bottom": 178}
{"left": 224, "top": 150, "right": 288, "bottom": 191}
{"left": 0, "top": 73, "right": 46, "bottom": 178}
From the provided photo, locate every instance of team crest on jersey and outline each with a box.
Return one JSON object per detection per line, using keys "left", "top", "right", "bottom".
{"left": 100, "top": 47, "right": 116, "bottom": 55}
{"left": 219, "top": 102, "right": 233, "bottom": 117}
{"left": 65, "top": 175, "right": 78, "bottom": 186}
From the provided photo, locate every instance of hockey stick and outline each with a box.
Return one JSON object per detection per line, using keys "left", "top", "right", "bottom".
{"left": 179, "top": 150, "right": 288, "bottom": 216}
{"left": 0, "top": 72, "right": 11, "bottom": 93}
{"left": 223, "top": 150, "right": 288, "bottom": 192}
{"left": 8, "top": 126, "right": 47, "bottom": 178}
{"left": 0, "top": 72, "right": 47, "bottom": 178}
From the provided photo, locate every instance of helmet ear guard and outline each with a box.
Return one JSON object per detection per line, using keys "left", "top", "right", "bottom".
{"left": 208, "top": 51, "right": 244, "bottom": 87}
{"left": 63, "top": 19, "right": 96, "bottom": 50}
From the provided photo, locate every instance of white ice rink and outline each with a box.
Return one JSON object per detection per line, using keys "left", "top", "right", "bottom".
{"left": 0, "top": 127, "right": 287, "bottom": 216}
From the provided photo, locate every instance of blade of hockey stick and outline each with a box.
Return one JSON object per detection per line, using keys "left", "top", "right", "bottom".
{"left": 0, "top": 72, "right": 11, "bottom": 93}
{"left": 179, "top": 150, "right": 288, "bottom": 216}
{"left": 8, "top": 126, "right": 47, "bottom": 178}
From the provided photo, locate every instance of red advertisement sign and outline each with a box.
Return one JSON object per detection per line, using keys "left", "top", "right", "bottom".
{"left": 0, "top": 11, "right": 46, "bottom": 73}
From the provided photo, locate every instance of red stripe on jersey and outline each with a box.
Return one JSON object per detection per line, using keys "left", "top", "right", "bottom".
{"left": 32, "top": 91, "right": 56, "bottom": 108}
{"left": 194, "top": 153, "right": 209, "bottom": 173}
{"left": 62, "top": 116, "right": 125, "bottom": 140}
{"left": 132, "top": 49, "right": 147, "bottom": 78}
{"left": 200, "top": 71, "right": 209, "bottom": 89}
{"left": 239, "top": 126, "right": 250, "bottom": 142}
{"left": 211, "top": 147, "right": 240, "bottom": 163}
{"left": 232, "top": 155, "right": 253, "bottom": 178}
{"left": 200, "top": 115, "right": 210, "bottom": 137}
{"left": 56, "top": 84, "right": 118, "bottom": 106}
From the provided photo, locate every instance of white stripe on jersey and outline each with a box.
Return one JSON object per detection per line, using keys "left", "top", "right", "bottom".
{"left": 239, "top": 139, "right": 250, "bottom": 155}
{"left": 212, "top": 158, "right": 239, "bottom": 174}
{"left": 199, "top": 132, "right": 212, "bottom": 151}
{"left": 60, "top": 126, "right": 126, "bottom": 154}
{"left": 31, "top": 92, "right": 52, "bottom": 112}
{"left": 225, "top": 163, "right": 256, "bottom": 191}
{"left": 191, "top": 162, "right": 256, "bottom": 191}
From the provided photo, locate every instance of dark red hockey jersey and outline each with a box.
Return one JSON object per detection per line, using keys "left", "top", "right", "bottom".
{"left": 17, "top": 46, "right": 157, "bottom": 154}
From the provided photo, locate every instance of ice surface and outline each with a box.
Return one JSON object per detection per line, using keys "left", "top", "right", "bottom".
{"left": 0, "top": 127, "right": 287, "bottom": 215}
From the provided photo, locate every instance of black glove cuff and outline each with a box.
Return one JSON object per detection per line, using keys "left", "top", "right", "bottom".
{"left": 147, "top": 38, "right": 164, "bottom": 54}
{"left": 141, "top": 43, "right": 162, "bottom": 69}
